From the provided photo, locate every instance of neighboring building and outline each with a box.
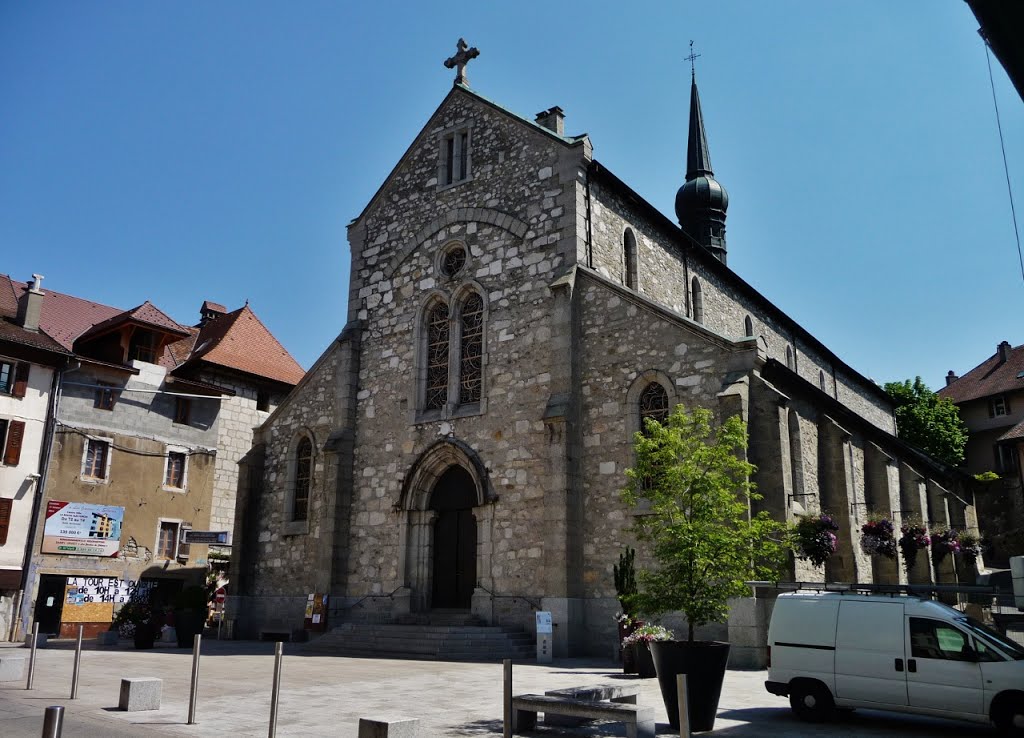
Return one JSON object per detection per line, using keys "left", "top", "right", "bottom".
{"left": 940, "top": 341, "right": 1024, "bottom": 565}
{"left": 2, "top": 276, "right": 302, "bottom": 639}
{"left": 231, "top": 53, "right": 975, "bottom": 665}
{"left": 0, "top": 275, "right": 71, "bottom": 639}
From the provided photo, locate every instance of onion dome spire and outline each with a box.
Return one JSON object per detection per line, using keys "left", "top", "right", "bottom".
{"left": 675, "top": 51, "right": 729, "bottom": 265}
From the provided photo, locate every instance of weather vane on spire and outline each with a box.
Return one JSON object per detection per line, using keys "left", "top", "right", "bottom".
{"left": 685, "top": 40, "right": 701, "bottom": 80}
{"left": 444, "top": 38, "right": 480, "bottom": 87}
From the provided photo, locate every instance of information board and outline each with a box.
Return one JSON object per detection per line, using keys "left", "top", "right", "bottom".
{"left": 42, "top": 501, "right": 124, "bottom": 557}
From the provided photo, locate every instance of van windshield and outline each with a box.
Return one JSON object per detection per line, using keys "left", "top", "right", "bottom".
{"left": 956, "top": 616, "right": 1024, "bottom": 660}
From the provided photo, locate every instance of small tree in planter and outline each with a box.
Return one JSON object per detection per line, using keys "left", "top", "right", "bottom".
{"left": 613, "top": 546, "right": 642, "bottom": 672}
{"left": 623, "top": 406, "right": 789, "bottom": 731}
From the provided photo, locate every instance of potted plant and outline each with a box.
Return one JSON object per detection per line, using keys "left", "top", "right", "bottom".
{"left": 614, "top": 546, "right": 642, "bottom": 673}
{"left": 859, "top": 516, "right": 896, "bottom": 559}
{"left": 173, "top": 585, "right": 209, "bottom": 648}
{"left": 794, "top": 513, "right": 839, "bottom": 568}
{"left": 898, "top": 520, "right": 930, "bottom": 574}
{"left": 958, "top": 532, "right": 983, "bottom": 568}
{"left": 621, "top": 623, "right": 673, "bottom": 678}
{"left": 623, "top": 406, "right": 789, "bottom": 731}
{"left": 930, "top": 527, "right": 961, "bottom": 565}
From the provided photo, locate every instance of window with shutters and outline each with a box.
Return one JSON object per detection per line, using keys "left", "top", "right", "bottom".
{"left": 0, "top": 360, "right": 29, "bottom": 397}
{"left": 157, "top": 520, "right": 180, "bottom": 560}
{"left": 0, "top": 498, "right": 12, "bottom": 546}
{"left": 1, "top": 419, "right": 25, "bottom": 467}
{"left": 163, "top": 449, "right": 188, "bottom": 491}
{"left": 438, "top": 127, "right": 471, "bottom": 188}
{"left": 82, "top": 438, "right": 111, "bottom": 481}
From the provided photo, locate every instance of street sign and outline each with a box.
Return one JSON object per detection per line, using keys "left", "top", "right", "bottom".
{"left": 214, "top": 587, "right": 227, "bottom": 604}
{"left": 181, "top": 530, "right": 232, "bottom": 545}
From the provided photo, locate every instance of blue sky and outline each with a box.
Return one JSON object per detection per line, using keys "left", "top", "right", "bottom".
{"left": 2, "top": 2, "right": 1021, "bottom": 391}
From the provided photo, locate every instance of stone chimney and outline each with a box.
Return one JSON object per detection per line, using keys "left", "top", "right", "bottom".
{"left": 998, "top": 340, "right": 1012, "bottom": 364}
{"left": 535, "top": 106, "right": 565, "bottom": 136}
{"left": 945, "top": 370, "right": 958, "bottom": 386}
{"left": 16, "top": 274, "right": 44, "bottom": 332}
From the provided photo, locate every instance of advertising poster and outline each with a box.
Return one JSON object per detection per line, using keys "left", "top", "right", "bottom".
{"left": 42, "top": 501, "right": 124, "bottom": 557}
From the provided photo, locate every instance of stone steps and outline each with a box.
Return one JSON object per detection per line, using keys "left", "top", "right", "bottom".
{"left": 301, "top": 622, "right": 535, "bottom": 661}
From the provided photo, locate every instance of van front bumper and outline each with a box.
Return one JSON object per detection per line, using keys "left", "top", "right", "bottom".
{"left": 765, "top": 681, "right": 789, "bottom": 697}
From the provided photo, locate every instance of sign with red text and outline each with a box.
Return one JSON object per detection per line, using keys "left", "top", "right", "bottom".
{"left": 42, "top": 501, "right": 124, "bottom": 557}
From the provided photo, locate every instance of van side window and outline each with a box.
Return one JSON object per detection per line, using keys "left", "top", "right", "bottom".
{"left": 909, "top": 618, "right": 974, "bottom": 662}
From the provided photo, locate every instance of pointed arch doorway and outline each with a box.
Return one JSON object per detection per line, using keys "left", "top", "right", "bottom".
{"left": 430, "top": 466, "right": 477, "bottom": 609}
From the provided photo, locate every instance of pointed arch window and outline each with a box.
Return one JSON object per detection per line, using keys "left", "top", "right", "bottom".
{"left": 744, "top": 315, "right": 753, "bottom": 337}
{"left": 624, "top": 228, "right": 638, "bottom": 290}
{"left": 785, "top": 345, "right": 795, "bottom": 370}
{"left": 639, "top": 382, "right": 669, "bottom": 430}
{"left": 293, "top": 437, "right": 312, "bottom": 522}
{"left": 691, "top": 277, "right": 704, "bottom": 324}
{"left": 425, "top": 302, "right": 450, "bottom": 411}
{"left": 819, "top": 370, "right": 827, "bottom": 391}
{"left": 459, "top": 293, "right": 484, "bottom": 404}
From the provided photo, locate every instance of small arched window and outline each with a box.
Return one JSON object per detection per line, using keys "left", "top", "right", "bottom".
{"left": 293, "top": 437, "right": 312, "bottom": 522}
{"left": 691, "top": 277, "right": 704, "bottom": 324}
{"left": 459, "top": 293, "right": 484, "bottom": 404}
{"left": 785, "top": 345, "right": 795, "bottom": 370}
{"left": 639, "top": 382, "right": 670, "bottom": 430}
{"left": 624, "top": 228, "right": 638, "bottom": 290}
{"left": 425, "top": 302, "right": 450, "bottom": 410}
{"left": 744, "top": 315, "right": 753, "bottom": 337}
{"left": 819, "top": 370, "right": 827, "bottom": 391}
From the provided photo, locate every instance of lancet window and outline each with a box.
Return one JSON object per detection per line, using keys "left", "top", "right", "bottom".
{"left": 425, "top": 303, "right": 451, "bottom": 411}
{"left": 459, "top": 293, "right": 484, "bottom": 404}
{"left": 639, "top": 382, "right": 670, "bottom": 429}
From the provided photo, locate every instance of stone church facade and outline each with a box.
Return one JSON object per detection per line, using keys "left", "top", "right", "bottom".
{"left": 229, "top": 52, "right": 977, "bottom": 663}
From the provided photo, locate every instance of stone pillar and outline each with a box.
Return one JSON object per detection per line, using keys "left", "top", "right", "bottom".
{"left": 927, "top": 479, "right": 957, "bottom": 589}
{"left": 819, "top": 416, "right": 857, "bottom": 582}
{"left": 898, "top": 463, "right": 933, "bottom": 585}
{"left": 471, "top": 503, "right": 495, "bottom": 623}
{"left": 863, "top": 443, "right": 900, "bottom": 585}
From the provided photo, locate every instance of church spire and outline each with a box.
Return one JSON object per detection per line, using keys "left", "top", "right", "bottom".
{"left": 675, "top": 47, "right": 729, "bottom": 265}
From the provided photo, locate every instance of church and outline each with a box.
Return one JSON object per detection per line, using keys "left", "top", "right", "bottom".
{"left": 228, "top": 42, "right": 976, "bottom": 664}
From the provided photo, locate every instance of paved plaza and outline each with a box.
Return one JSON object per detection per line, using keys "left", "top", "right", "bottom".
{"left": 0, "top": 639, "right": 996, "bottom": 737}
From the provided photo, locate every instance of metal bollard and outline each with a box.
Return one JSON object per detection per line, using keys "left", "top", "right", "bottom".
{"left": 27, "top": 622, "right": 39, "bottom": 690}
{"left": 41, "top": 705, "right": 64, "bottom": 738}
{"left": 187, "top": 633, "right": 201, "bottom": 724}
{"left": 70, "top": 625, "right": 83, "bottom": 699}
{"left": 268, "top": 641, "right": 283, "bottom": 738}
{"left": 676, "top": 673, "right": 691, "bottom": 738}
{"left": 502, "top": 658, "right": 512, "bottom": 738}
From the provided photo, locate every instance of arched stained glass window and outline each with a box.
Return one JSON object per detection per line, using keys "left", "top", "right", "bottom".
{"left": 425, "top": 303, "right": 450, "bottom": 410}
{"left": 639, "top": 382, "right": 669, "bottom": 429}
{"left": 293, "top": 437, "right": 312, "bottom": 522}
{"left": 459, "top": 293, "right": 484, "bottom": 404}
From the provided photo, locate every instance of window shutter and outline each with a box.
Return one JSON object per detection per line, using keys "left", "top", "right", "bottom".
{"left": 178, "top": 525, "right": 191, "bottom": 560}
{"left": 3, "top": 421, "right": 25, "bottom": 466}
{"left": 12, "top": 363, "right": 29, "bottom": 398}
{"left": 0, "top": 498, "right": 12, "bottom": 545}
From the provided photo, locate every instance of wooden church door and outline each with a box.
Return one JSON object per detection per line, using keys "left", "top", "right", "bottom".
{"left": 430, "top": 466, "right": 477, "bottom": 609}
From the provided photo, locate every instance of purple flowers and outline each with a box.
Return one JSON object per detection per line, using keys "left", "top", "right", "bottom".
{"left": 795, "top": 514, "right": 840, "bottom": 568}
{"left": 898, "top": 522, "right": 930, "bottom": 573}
{"left": 860, "top": 517, "right": 897, "bottom": 559}
{"left": 930, "top": 528, "right": 961, "bottom": 564}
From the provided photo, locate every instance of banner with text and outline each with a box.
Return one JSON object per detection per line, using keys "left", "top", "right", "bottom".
{"left": 42, "top": 501, "right": 124, "bottom": 557}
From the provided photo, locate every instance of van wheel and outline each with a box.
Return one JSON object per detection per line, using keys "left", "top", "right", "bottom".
{"left": 993, "top": 697, "right": 1024, "bottom": 736}
{"left": 789, "top": 681, "right": 834, "bottom": 722}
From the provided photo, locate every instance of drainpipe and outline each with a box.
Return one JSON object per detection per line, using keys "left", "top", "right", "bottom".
{"left": 15, "top": 359, "right": 73, "bottom": 641}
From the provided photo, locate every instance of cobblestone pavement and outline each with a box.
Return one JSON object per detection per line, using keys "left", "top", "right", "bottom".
{"left": 0, "top": 640, "right": 996, "bottom": 737}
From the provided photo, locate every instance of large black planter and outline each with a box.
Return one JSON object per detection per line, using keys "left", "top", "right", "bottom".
{"left": 650, "top": 640, "right": 730, "bottom": 732}
{"left": 635, "top": 642, "right": 657, "bottom": 678}
{"left": 174, "top": 609, "right": 204, "bottom": 648}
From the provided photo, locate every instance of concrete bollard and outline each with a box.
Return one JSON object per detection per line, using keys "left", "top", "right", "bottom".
{"left": 357, "top": 718, "right": 419, "bottom": 737}
{"left": 118, "top": 677, "right": 162, "bottom": 711}
{"left": 0, "top": 655, "right": 27, "bottom": 682}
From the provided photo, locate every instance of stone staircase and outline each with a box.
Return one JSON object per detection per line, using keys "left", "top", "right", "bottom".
{"left": 300, "top": 610, "right": 535, "bottom": 661}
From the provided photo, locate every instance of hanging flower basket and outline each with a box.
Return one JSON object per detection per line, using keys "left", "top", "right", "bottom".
{"left": 898, "top": 522, "right": 930, "bottom": 574}
{"left": 958, "top": 533, "right": 983, "bottom": 567}
{"left": 930, "top": 528, "right": 961, "bottom": 565}
{"left": 860, "top": 517, "right": 897, "bottom": 559}
{"left": 794, "top": 513, "right": 839, "bottom": 568}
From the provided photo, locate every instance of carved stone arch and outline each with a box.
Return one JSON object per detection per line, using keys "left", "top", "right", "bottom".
{"left": 625, "top": 370, "right": 678, "bottom": 436}
{"left": 385, "top": 207, "right": 529, "bottom": 278}
{"left": 398, "top": 438, "right": 494, "bottom": 512}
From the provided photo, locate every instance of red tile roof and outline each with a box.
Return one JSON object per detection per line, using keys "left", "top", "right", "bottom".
{"left": 0, "top": 276, "right": 72, "bottom": 356}
{"left": 938, "top": 342, "right": 1024, "bottom": 404}
{"left": 174, "top": 305, "right": 305, "bottom": 386}
{"left": 998, "top": 420, "right": 1024, "bottom": 442}
{"left": 77, "top": 300, "right": 190, "bottom": 343}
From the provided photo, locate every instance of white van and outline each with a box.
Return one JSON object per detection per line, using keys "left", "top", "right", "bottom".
{"left": 765, "top": 592, "right": 1024, "bottom": 733}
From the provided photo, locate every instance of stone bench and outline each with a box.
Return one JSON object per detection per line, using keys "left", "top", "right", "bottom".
{"left": 357, "top": 717, "right": 419, "bottom": 737}
{"left": 0, "top": 655, "right": 26, "bottom": 682}
{"left": 119, "top": 677, "right": 162, "bottom": 711}
{"left": 510, "top": 694, "right": 654, "bottom": 738}
{"left": 543, "top": 684, "right": 640, "bottom": 727}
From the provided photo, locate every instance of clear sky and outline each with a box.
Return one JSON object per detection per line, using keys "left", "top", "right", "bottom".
{"left": 2, "top": 2, "right": 1021, "bottom": 391}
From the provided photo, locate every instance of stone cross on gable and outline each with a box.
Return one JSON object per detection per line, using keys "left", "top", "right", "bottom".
{"left": 444, "top": 38, "right": 480, "bottom": 86}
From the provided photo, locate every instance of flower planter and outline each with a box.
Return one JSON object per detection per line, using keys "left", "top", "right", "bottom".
{"left": 174, "top": 609, "right": 205, "bottom": 648}
{"left": 650, "top": 640, "right": 730, "bottom": 732}
{"left": 618, "top": 618, "right": 643, "bottom": 674}
{"left": 635, "top": 643, "right": 657, "bottom": 678}
{"left": 133, "top": 623, "right": 156, "bottom": 650}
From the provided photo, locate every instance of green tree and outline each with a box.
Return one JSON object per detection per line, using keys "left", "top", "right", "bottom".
{"left": 622, "top": 406, "right": 790, "bottom": 641}
{"left": 884, "top": 377, "right": 968, "bottom": 466}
